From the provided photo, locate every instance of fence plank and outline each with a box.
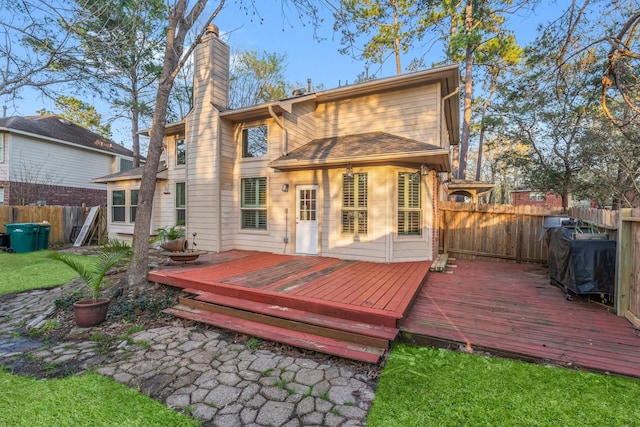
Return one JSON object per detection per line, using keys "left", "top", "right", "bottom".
{"left": 1, "top": 205, "right": 86, "bottom": 245}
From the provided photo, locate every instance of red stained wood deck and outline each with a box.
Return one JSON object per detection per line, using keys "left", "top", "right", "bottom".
{"left": 150, "top": 250, "right": 429, "bottom": 362}
{"left": 401, "top": 259, "right": 640, "bottom": 378}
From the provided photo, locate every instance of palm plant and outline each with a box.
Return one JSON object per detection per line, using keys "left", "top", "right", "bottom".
{"left": 49, "top": 250, "right": 127, "bottom": 303}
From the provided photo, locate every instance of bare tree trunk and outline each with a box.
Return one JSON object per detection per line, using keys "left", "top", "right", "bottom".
{"left": 127, "top": 0, "right": 223, "bottom": 287}
{"left": 458, "top": 0, "right": 474, "bottom": 181}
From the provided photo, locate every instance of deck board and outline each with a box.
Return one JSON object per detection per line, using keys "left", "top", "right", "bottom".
{"left": 400, "top": 259, "right": 640, "bottom": 378}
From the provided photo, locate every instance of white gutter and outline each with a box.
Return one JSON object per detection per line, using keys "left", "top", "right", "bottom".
{"left": 268, "top": 105, "right": 288, "bottom": 156}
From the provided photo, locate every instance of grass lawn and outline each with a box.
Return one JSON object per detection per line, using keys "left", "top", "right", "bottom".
{"left": 0, "top": 371, "right": 197, "bottom": 427}
{"left": 368, "top": 344, "right": 640, "bottom": 427}
{"left": 0, "top": 250, "right": 93, "bottom": 296}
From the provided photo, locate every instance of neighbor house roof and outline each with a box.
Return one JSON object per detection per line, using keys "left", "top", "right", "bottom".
{"left": 269, "top": 132, "right": 451, "bottom": 172}
{"left": 0, "top": 115, "right": 135, "bottom": 157}
{"left": 93, "top": 162, "right": 168, "bottom": 183}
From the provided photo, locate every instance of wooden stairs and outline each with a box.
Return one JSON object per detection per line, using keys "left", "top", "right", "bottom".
{"left": 164, "top": 287, "right": 400, "bottom": 363}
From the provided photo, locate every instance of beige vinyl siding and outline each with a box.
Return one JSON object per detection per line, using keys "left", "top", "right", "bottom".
{"left": 284, "top": 102, "right": 316, "bottom": 152}
{"left": 8, "top": 134, "right": 112, "bottom": 190}
{"left": 315, "top": 84, "right": 439, "bottom": 143}
{"left": 106, "top": 179, "right": 162, "bottom": 242}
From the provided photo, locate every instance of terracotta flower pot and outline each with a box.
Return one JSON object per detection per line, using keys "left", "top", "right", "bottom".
{"left": 160, "top": 238, "right": 187, "bottom": 252}
{"left": 73, "top": 298, "right": 110, "bottom": 327}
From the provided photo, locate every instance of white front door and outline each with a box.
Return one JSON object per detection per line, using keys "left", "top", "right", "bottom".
{"left": 296, "top": 185, "right": 318, "bottom": 255}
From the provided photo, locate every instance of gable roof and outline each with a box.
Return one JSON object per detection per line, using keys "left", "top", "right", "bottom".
{"left": 0, "top": 115, "right": 135, "bottom": 157}
{"left": 93, "top": 162, "right": 168, "bottom": 183}
{"left": 269, "top": 132, "right": 450, "bottom": 172}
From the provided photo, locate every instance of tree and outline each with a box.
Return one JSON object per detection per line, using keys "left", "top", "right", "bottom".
{"left": 229, "top": 50, "right": 289, "bottom": 109}
{"left": 0, "top": 0, "right": 82, "bottom": 101}
{"left": 66, "top": 0, "right": 167, "bottom": 168}
{"left": 331, "top": 0, "right": 426, "bottom": 75}
{"left": 37, "top": 95, "right": 111, "bottom": 138}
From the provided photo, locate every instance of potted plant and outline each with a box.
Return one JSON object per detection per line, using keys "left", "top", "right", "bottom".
{"left": 50, "top": 247, "right": 128, "bottom": 327}
{"left": 155, "top": 224, "right": 187, "bottom": 252}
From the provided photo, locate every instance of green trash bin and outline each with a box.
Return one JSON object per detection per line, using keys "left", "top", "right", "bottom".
{"left": 5, "top": 224, "right": 36, "bottom": 254}
{"left": 37, "top": 223, "right": 51, "bottom": 250}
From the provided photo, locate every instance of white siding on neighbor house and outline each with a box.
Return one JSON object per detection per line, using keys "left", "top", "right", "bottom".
{"left": 8, "top": 133, "right": 112, "bottom": 190}
{"left": 0, "top": 133, "right": 7, "bottom": 181}
{"left": 315, "top": 84, "right": 440, "bottom": 144}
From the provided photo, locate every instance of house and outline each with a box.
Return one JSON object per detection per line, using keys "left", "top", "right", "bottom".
{"left": 0, "top": 115, "right": 136, "bottom": 206}
{"left": 511, "top": 189, "right": 566, "bottom": 208}
{"left": 96, "top": 25, "right": 460, "bottom": 263}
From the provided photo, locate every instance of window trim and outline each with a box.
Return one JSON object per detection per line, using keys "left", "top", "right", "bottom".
{"left": 112, "top": 190, "right": 126, "bottom": 223}
{"left": 240, "top": 177, "right": 268, "bottom": 231}
{"left": 341, "top": 172, "right": 368, "bottom": 235}
{"left": 175, "top": 182, "right": 186, "bottom": 226}
{"left": 175, "top": 138, "right": 186, "bottom": 167}
{"left": 129, "top": 189, "right": 139, "bottom": 224}
{"left": 241, "top": 125, "right": 268, "bottom": 159}
{"left": 397, "top": 171, "right": 422, "bottom": 237}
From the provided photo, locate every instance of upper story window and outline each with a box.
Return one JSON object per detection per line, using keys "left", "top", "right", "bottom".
{"left": 242, "top": 126, "right": 268, "bottom": 158}
{"left": 119, "top": 158, "right": 133, "bottom": 172}
{"left": 342, "top": 173, "right": 368, "bottom": 234}
{"left": 176, "top": 138, "right": 186, "bottom": 166}
{"left": 398, "top": 172, "right": 421, "bottom": 236}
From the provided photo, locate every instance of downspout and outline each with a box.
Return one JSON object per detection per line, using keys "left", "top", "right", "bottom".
{"left": 215, "top": 115, "right": 222, "bottom": 253}
{"left": 268, "top": 105, "right": 288, "bottom": 156}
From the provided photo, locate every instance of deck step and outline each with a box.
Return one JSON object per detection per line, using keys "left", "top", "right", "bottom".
{"left": 178, "top": 297, "right": 392, "bottom": 349}
{"left": 164, "top": 304, "right": 386, "bottom": 363}
{"left": 184, "top": 289, "right": 399, "bottom": 342}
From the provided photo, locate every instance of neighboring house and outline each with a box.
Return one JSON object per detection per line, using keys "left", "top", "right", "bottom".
{"left": 0, "top": 115, "right": 137, "bottom": 206}
{"left": 511, "top": 190, "right": 566, "bottom": 208}
{"left": 95, "top": 25, "right": 460, "bottom": 263}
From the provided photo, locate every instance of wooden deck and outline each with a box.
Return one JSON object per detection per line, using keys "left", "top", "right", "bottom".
{"left": 150, "top": 250, "right": 430, "bottom": 362}
{"left": 401, "top": 259, "right": 640, "bottom": 378}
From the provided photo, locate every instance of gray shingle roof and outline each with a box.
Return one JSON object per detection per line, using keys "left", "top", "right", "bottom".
{"left": 0, "top": 115, "right": 134, "bottom": 157}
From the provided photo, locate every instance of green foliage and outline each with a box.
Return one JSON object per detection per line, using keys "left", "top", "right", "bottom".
{"left": 153, "top": 224, "right": 185, "bottom": 243}
{"left": 229, "top": 49, "right": 289, "bottom": 109}
{"left": 37, "top": 95, "right": 112, "bottom": 138}
{"left": 108, "top": 290, "right": 178, "bottom": 321}
{"left": 0, "top": 251, "right": 93, "bottom": 296}
{"left": 0, "top": 372, "right": 197, "bottom": 426}
{"left": 49, "top": 249, "right": 128, "bottom": 303}
{"left": 368, "top": 344, "right": 640, "bottom": 426}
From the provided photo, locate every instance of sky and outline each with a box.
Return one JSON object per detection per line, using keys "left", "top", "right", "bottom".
{"left": 5, "top": 0, "right": 565, "bottom": 148}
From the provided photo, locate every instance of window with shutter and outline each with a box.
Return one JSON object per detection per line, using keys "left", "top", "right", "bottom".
{"left": 342, "top": 173, "right": 368, "bottom": 234}
{"left": 241, "top": 177, "right": 267, "bottom": 230}
{"left": 398, "top": 172, "right": 421, "bottom": 236}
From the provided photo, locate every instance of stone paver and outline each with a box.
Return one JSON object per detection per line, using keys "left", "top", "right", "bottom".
{"left": 0, "top": 283, "right": 377, "bottom": 426}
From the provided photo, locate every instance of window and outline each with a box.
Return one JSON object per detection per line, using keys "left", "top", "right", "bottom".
{"left": 241, "top": 177, "right": 267, "bottom": 230}
{"left": 130, "top": 189, "right": 139, "bottom": 223}
{"left": 398, "top": 172, "right": 422, "bottom": 236}
{"left": 119, "top": 158, "right": 133, "bottom": 172}
{"left": 176, "top": 138, "right": 186, "bottom": 166}
{"left": 112, "top": 190, "right": 126, "bottom": 222}
{"left": 0, "top": 187, "right": 4, "bottom": 205}
{"left": 0, "top": 133, "right": 4, "bottom": 162}
{"left": 530, "top": 192, "right": 546, "bottom": 201}
{"left": 242, "top": 126, "right": 268, "bottom": 158}
{"left": 176, "top": 182, "right": 186, "bottom": 226}
{"left": 342, "top": 173, "right": 368, "bottom": 234}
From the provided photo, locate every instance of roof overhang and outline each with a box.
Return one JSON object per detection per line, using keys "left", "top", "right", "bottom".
{"left": 93, "top": 165, "right": 168, "bottom": 183}
{"left": 269, "top": 132, "right": 451, "bottom": 173}
{"left": 446, "top": 179, "right": 495, "bottom": 199}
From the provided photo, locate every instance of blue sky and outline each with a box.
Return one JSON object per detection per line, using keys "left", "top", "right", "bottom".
{"left": 6, "top": 0, "right": 565, "bottom": 147}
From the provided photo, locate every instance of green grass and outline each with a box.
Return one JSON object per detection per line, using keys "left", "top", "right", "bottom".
{"left": 0, "top": 250, "right": 94, "bottom": 295}
{"left": 368, "top": 344, "right": 640, "bottom": 427}
{"left": 0, "top": 371, "right": 197, "bottom": 427}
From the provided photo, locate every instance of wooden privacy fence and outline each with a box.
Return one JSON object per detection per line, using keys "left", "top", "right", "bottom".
{"left": 439, "top": 202, "right": 639, "bottom": 319}
{"left": 439, "top": 202, "right": 565, "bottom": 263}
{"left": 0, "top": 206, "right": 87, "bottom": 244}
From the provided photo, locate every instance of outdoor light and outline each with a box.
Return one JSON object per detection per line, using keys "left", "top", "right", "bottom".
{"left": 421, "top": 164, "right": 430, "bottom": 176}
{"left": 281, "top": 184, "right": 289, "bottom": 192}
{"left": 345, "top": 163, "right": 354, "bottom": 178}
